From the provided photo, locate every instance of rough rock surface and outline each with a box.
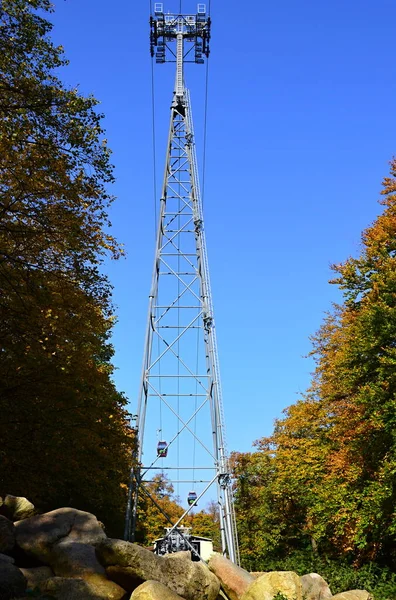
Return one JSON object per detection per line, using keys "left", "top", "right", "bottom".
{"left": 49, "top": 541, "right": 126, "bottom": 599}
{"left": 301, "top": 573, "right": 332, "bottom": 600}
{"left": 0, "top": 552, "right": 15, "bottom": 563}
{"left": 37, "top": 576, "right": 128, "bottom": 600}
{"left": 0, "top": 561, "right": 27, "bottom": 600}
{"left": 0, "top": 515, "right": 15, "bottom": 554}
{"left": 97, "top": 538, "right": 220, "bottom": 600}
{"left": 50, "top": 541, "right": 107, "bottom": 577}
{"left": 131, "top": 580, "right": 186, "bottom": 599}
{"left": 20, "top": 565, "right": 54, "bottom": 589}
{"left": 1, "top": 495, "right": 36, "bottom": 521}
{"left": 15, "top": 507, "right": 106, "bottom": 562}
{"left": 332, "top": 591, "right": 372, "bottom": 600}
{"left": 241, "top": 571, "right": 303, "bottom": 600}
{"left": 208, "top": 554, "right": 254, "bottom": 600}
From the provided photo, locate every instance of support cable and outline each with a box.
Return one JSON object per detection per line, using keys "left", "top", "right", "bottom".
{"left": 192, "top": 326, "right": 200, "bottom": 487}
{"left": 158, "top": 335, "right": 162, "bottom": 436}
{"left": 177, "top": 136, "right": 181, "bottom": 498}
{"left": 201, "top": 57, "right": 209, "bottom": 207}
{"left": 201, "top": 0, "right": 211, "bottom": 206}
{"left": 150, "top": 57, "right": 158, "bottom": 236}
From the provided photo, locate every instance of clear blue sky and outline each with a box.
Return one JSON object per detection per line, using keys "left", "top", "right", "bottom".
{"left": 51, "top": 0, "right": 396, "bottom": 454}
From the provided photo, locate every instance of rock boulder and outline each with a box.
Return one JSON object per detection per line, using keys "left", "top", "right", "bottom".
{"left": 131, "top": 580, "right": 186, "bottom": 599}
{"left": 0, "top": 561, "right": 27, "bottom": 600}
{"left": 37, "top": 576, "right": 128, "bottom": 600}
{"left": 49, "top": 541, "right": 126, "bottom": 599}
{"left": 20, "top": 565, "right": 54, "bottom": 589}
{"left": 332, "top": 591, "right": 372, "bottom": 600}
{"left": 1, "top": 495, "right": 36, "bottom": 521}
{"left": 50, "top": 541, "right": 107, "bottom": 577}
{"left": 241, "top": 571, "right": 303, "bottom": 600}
{"left": 0, "top": 515, "right": 15, "bottom": 554}
{"left": 15, "top": 507, "right": 106, "bottom": 562}
{"left": 97, "top": 538, "right": 220, "bottom": 600}
{"left": 300, "top": 573, "right": 332, "bottom": 600}
{"left": 0, "top": 552, "right": 15, "bottom": 564}
{"left": 208, "top": 554, "right": 254, "bottom": 600}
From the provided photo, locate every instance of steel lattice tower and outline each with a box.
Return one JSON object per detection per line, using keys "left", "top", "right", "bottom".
{"left": 125, "top": 3, "right": 239, "bottom": 564}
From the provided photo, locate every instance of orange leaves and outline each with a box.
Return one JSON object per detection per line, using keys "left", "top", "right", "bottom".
{"left": 380, "top": 158, "right": 396, "bottom": 197}
{"left": 233, "top": 160, "right": 396, "bottom": 567}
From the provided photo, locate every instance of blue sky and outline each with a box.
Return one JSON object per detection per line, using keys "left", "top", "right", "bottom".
{"left": 51, "top": 0, "right": 396, "bottom": 454}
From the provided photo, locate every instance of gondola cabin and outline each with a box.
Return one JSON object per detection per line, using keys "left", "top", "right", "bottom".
{"left": 157, "top": 441, "right": 168, "bottom": 458}
{"left": 187, "top": 491, "right": 197, "bottom": 506}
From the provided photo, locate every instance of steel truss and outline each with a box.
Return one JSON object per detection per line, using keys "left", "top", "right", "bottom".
{"left": 125, "top": 5, "right": 239, "bottom": 564}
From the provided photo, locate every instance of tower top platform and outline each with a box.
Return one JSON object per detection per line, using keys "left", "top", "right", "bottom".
{"left": 150, "top": 4, "right": 211, "bottom": 64}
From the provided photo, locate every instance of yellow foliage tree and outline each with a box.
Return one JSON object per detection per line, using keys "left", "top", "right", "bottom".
{"left": 233, "top": 160, "right": 396, "bottom": 570}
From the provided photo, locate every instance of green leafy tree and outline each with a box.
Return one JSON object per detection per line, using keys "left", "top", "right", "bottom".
{"left": 232, "top": 449, "right": 312, "bottom": 571}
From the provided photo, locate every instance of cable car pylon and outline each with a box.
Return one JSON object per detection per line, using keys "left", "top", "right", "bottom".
{"left": 124, "top": 2, "right": 239, "bottom": 564}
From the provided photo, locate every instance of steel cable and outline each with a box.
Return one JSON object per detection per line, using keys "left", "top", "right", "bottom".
{"left": 201, "top": 59, "right": 209, "bottom": 207}
{"left": 150, "top": 58, "right": 158, "bottom": 236}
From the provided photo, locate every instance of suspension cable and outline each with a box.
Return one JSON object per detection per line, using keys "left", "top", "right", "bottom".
{"left": 149, "top": 0, "right": 161, "bottom": 445}
{"left": 177, "top": 153, "right": 181, "bottom": 498}
{"left": 158, "top": 335, "right": 162, "bottom": 436}
{"left": 150, "top": 57, "right": 158, "bottom": 236}
{"left": 201, "top": 59, "right": 209, "bottom": 207}
{"left": 192, "top": 326, "right": 200, "bottom": 486}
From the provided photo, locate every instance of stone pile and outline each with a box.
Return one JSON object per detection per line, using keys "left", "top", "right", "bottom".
{"left": 0, "top": 495, "right": 373, "bottom": 600}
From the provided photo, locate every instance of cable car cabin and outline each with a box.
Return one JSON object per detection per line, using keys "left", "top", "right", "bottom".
{"left": 187, "top": 491, "right": 197, "bottom": 506}
{"left": 157, "top": 441, "right": 168, "bottom": 458}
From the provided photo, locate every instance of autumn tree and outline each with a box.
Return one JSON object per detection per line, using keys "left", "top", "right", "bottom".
{"left": 233, "top": 160, "right": 396, "bottom": 572}
{"left": 135, "top": 475, "right": 185, "bottom": 545}
{"left": 0, "top": 0, "right": 134, "bottom": 534}
{"left": 187, "top": 500, "right": 222, "bottom": 552}
{"left": 232, "top": 447, "right": 316, "bottom": 570}
{"left": 304, "top": 158, "right": 396, "bottom": 564}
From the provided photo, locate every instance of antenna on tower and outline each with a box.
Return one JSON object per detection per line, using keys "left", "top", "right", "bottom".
{"left": 125, "top": 4, "right": 239, "bottom": 564}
